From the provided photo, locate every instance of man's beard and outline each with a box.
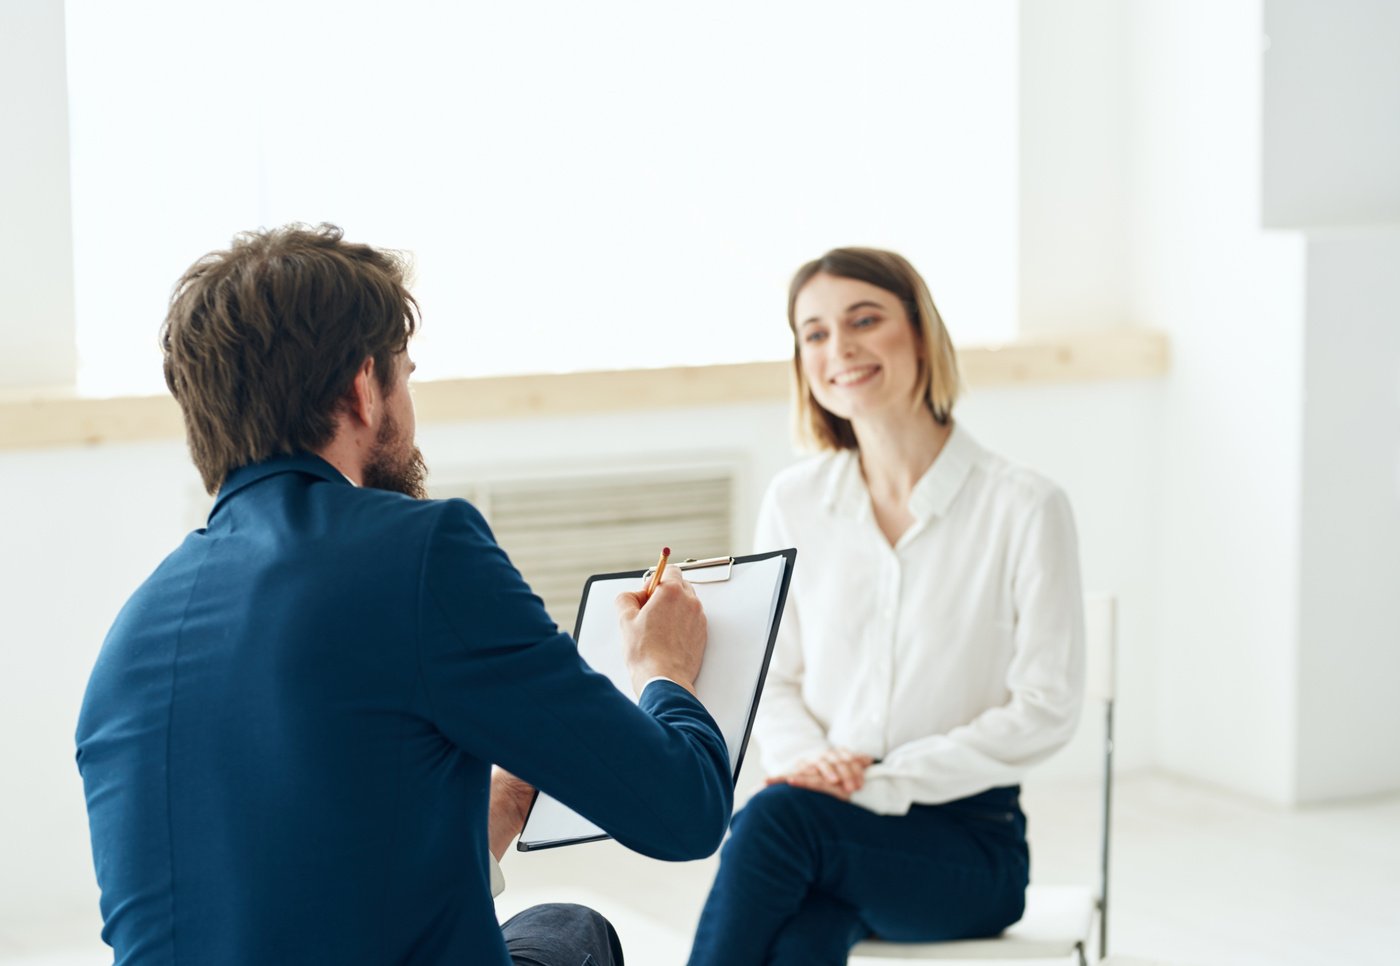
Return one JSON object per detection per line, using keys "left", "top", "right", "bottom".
{"left": 361, "top": 408, "right": 429, "bottom": 499}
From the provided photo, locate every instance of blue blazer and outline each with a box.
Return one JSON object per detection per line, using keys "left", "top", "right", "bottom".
{"left": 76, "top": 454, "right": 732, "bottom": 965}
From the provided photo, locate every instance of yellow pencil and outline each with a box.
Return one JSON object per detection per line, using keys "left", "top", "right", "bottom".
{"left": 643, "top": 547, "right": 671, "bottom": 601}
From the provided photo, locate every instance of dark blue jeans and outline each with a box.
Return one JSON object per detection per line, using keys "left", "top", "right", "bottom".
{"left": 687, "top": 784, "right": 1028, "bottom": 966}
{"left": 502, "top": 903, "right": 624, "bottom": 966}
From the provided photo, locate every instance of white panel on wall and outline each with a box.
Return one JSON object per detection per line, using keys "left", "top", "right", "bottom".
{"left": 1295, "top": 228, "right": 1400, "bottom": 803}
{"left": 433, "top": 465, "right": 736, "bottom": 634}
{"left": 1262, "top": 0, "right": 1400, "bottom": 227}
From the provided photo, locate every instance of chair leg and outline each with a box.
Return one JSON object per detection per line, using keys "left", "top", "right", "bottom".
{"left": 1100, "top": 699, "right": 1114, "bottom": 960}
{"left": 1077, "top": 940, "right": 1088, "bottom": 966}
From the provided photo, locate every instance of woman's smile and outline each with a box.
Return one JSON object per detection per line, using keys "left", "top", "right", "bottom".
{"left": 830, "top": 364, "right": 882, "bottom": 388}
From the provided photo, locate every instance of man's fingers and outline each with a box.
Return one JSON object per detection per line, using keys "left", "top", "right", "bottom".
{"left": 651, "top": 568, "right": 696, "bottom": 598}
{"left": 631, "top": 569, "right": 691, "bottom": 608}
{"left": 658, "top": 575, "right": 695, "bottom": 601}
{"left": 614, "top": 590, "right": 643, "bottom": 619}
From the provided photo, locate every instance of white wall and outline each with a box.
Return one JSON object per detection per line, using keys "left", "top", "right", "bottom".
{"left": 0, "top": 0, "right": 76, "bottom": 389}
{"left": 1262, "top": 0, "right": 1400, "bottom": 227}
{"left": 1295, "top": 228, "right": 1400, "bottom": 802}
{"left": 1121, "top": 0, "right": 1307, "bottom": 806}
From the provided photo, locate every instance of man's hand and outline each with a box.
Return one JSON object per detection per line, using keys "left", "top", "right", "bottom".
{"left": 765, "top": 747, "right": 874, "bottom": 800}
{"left": 487, "top": 767, "right": 535, "bottom": 861}
{"left": 615, "top": 569, "right": 707, "bottom": 697}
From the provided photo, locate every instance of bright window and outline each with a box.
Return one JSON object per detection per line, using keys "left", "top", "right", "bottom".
{"left": 66, "top": 0, "right": 1017, "bottom": 395}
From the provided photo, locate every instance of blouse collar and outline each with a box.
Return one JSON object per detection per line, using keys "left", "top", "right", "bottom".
{"left": 823, "top": 422, "right": 980, "bottom": 525}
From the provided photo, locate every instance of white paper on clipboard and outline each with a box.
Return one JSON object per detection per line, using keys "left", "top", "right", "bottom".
{"left": 517, "top": 549, "right": 794, "bottom": 851}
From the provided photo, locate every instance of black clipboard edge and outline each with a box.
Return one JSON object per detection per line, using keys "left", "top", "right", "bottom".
{"left": 516, "top": 547, "right": 797, "bottom": 853}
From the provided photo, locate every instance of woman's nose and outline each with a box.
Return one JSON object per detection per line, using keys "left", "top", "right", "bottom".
{"left": 828, "top": 327, "right": 856, "bottom": 357}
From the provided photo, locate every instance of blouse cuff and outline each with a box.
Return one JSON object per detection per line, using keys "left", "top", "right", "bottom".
{"left": 849, "top": 775, "right": 912, "bottom": 816}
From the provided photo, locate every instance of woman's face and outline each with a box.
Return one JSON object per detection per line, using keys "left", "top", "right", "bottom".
{"left": 794, "top": 272, "right": 922, "bottom": 424}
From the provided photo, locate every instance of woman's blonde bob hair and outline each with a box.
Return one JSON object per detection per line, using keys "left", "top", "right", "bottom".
{"left": 787, "top": 247, "right": 960, "bottom": 451}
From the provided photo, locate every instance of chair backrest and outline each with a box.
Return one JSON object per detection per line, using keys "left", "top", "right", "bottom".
{"left": 1083, "top": 594, "right": 1117, "bottom": 705}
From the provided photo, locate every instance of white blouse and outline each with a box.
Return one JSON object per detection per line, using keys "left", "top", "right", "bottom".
{"left": 753, "top": 423, "right": 1085, "bottom": 816}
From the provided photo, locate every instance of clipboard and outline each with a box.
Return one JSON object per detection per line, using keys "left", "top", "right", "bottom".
{"left": 517, "top": 547, "right": 797, "bottom": 851}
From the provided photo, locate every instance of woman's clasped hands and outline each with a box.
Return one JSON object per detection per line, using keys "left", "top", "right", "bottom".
{"left": 766, "top": 746, "right": 874, "bottom": 801}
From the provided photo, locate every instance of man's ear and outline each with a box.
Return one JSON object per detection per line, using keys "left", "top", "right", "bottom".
{"left": 347, "top": 356, "right": 377, "bottom": 428}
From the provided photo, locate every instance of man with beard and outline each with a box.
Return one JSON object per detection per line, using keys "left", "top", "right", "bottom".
{"left": 75, "top": 225, "right": 732, "bottom": 966}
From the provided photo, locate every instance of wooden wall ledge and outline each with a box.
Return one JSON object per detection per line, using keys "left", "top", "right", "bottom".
{"left": 0, "top": 327, "right": 1168, "bottom": 451}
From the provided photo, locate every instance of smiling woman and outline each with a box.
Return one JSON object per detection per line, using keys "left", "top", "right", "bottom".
{"left": 62, "top": 0, "right": 1018, "bottom": 396}
{"left": 686, "top": 246, "right": 1088, "bottom": 965}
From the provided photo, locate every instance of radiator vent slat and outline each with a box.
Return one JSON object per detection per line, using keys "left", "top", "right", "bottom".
{"left": 433, "top": 466, "right": 736, "bottom": 634}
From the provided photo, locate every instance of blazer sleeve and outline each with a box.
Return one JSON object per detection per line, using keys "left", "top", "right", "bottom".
{"left": 751, "top": 481, "right": 831, "bottom": 776}
{"left": 415, "top": 500, "right": 732, "bottom": 861}
{"left": 850, "top": 486, "right": 1087, "bottom": 815}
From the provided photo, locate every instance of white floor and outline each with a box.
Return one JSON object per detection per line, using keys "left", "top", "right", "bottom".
{"left": 6, "top": 773, "right": 1398, "bottom": 965}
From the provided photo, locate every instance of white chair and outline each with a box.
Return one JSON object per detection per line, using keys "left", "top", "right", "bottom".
{"left": 849, "top": 594, "right": 1118, "bottom": 966}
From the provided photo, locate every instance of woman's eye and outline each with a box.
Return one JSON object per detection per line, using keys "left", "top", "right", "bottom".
{"left": 852, "top": 315, "right": 878, "bottom": 328}
{"left": 803, "top": 330, "right": 828, "bottom": 344}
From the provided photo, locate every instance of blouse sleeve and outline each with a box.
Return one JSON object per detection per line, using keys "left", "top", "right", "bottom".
{"left": 849, "top": 486, "right": 1086, "bottom": 815}
{"left": 751, "top": 480, "right": 832, "bottom": 775}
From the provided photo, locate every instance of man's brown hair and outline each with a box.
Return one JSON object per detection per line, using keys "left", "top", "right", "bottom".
{"left": 160, "top": 223, "right": 419, "bottom": 494}
{"left": 786, "top": 247, "right": 960, "bottom": 451}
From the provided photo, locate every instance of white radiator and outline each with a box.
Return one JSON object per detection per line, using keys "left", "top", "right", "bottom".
{"left": 431, "top": 461, "right": 739, "bottom": 634}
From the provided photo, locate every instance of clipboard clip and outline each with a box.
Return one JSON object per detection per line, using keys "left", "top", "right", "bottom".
{"left": 643, "top": 555, "right": 735, "bottom": 583}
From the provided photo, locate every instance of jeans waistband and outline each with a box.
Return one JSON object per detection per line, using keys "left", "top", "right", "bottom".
{"left": 932, "top": 784, "right": 1022, "bottom": 813}
{"left": 957, "top": 784, "right": 1024, "bottom": 806}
